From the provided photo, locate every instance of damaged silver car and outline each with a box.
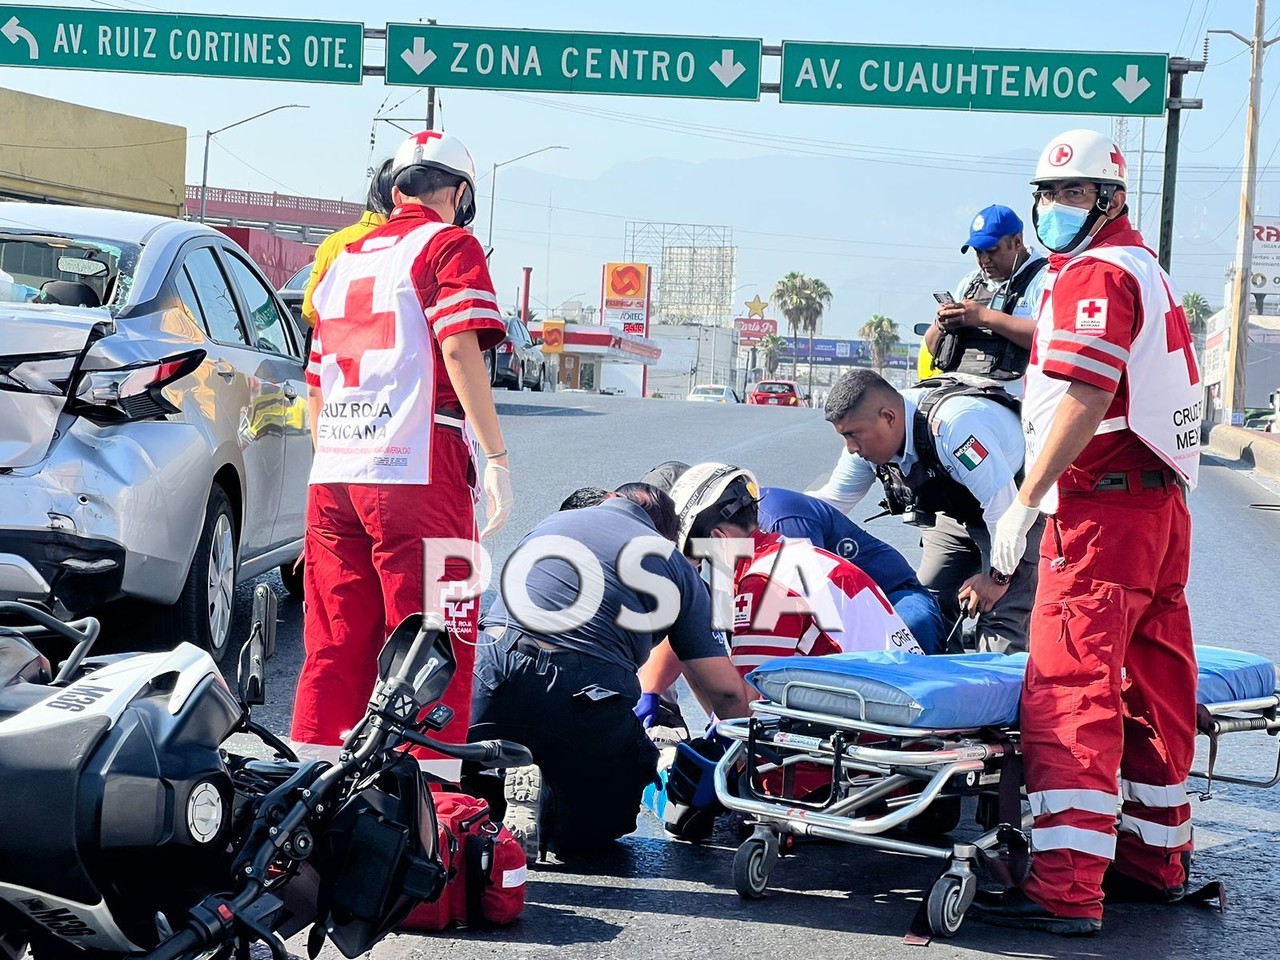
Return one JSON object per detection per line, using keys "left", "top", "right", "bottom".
{"left": 0, "top": 202, "right": 310, "bottom": 657}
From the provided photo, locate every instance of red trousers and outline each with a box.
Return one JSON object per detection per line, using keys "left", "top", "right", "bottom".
{"left": 291, "top": 428, "right": 479, "bottom": 777}
{"left": 1022, "top": 470, "right": 1196, "bottom": 920}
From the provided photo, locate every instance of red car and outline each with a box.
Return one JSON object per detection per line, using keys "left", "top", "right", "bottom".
{"left": 748, "top": 380, "right": 807, "bottom": 407}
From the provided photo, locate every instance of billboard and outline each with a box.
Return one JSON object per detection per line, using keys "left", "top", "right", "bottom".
{"left": 1254, "top": 219, "right": 1280, "bottom": 292}
{"left": 735, "top": 317, "right": 778, "bottom": 345}
{"left": 601, "top": 262, "right": 652, "bottom": 337}
{"left": 782, "top": 337, "right": 911, "bottom": 369}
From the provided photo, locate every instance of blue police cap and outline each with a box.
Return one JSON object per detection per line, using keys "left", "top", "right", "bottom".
{"left": 961, "top": 205, "right": 1024, "bottom": 253}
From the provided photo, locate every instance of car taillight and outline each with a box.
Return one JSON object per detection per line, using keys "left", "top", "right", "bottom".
{"left": 789, "top": 396, "right": 798, "bottom": 405}
{"left": 72, "top": 349, "right": 205, "bottom": 423}
{"left": 498, "top": 340, "right": 514, "bottom": 354}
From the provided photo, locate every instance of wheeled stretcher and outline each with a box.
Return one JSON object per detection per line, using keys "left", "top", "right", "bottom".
{"left": 713, "top": 646, "right": 1279, "bottom": 938}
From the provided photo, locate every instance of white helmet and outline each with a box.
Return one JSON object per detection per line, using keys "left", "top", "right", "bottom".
{"left": 669, "top": 462, "right": 760, "bottom": 555}
{"left": 391, "top": 130, "right": 478, "bottom": 225}
{"left": 1032, "top": 128, "right": 1127, "bottom": 190}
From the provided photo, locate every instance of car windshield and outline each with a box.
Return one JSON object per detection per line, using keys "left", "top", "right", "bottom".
{"left": 283, "top": 262, "right": 313, "bottom": 291}
{"left": 756, "top": 382, "right": 794, "bottom": 394}
{"left": 692, "top": 386, "right": 725, "bottom": 396}
{"left": 0, "top": 232, "right": 140, "bottom": 316}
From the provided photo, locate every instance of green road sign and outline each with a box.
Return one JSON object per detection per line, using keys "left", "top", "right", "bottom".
{"left": 385, "top": 24, "right": 761, "bottom": 101}
{"left": 780, "top": 43, "right": 1169, "bottom": 117}
{"left": 0, "top": 6, "right": 363, "bottom": 83}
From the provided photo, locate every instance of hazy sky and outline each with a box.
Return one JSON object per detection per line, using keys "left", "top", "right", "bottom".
{"left": 1, "top": 0, "right": 1272, "bottom": 336}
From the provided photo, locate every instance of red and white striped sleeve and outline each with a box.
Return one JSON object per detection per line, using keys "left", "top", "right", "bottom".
{"left": 420, "top": 229, "right": 506, "bottom": 350}
{"left": 1041, "top": 260, "right": 1142, "bottom": 393}
{"left": 305, "top": 323, "right": 323, "bottom": 388}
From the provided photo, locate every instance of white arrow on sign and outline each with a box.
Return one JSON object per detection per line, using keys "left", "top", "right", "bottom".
{"left": 1112, "top": 64, "right": 1151, "bottom": 104}
{"left": 709, "top": 49, "right": 746, "bottom": 87}
{"left": 400, "top": 37, "right": 437, "bottom": 75}
{"left": 2, "top": 16, "right": 39, "bottom": 60}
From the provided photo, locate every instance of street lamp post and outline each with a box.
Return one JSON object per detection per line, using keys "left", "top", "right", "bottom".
{"left": 485, "top": 145, "right": 567, "bottom": 248}
{"left": 200, "top": 104, "right": 309, "bottom": 223}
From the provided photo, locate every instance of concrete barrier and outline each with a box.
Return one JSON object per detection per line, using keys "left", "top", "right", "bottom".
{"left": 1206, "top": 424, "right": 1280, "bottom": 481}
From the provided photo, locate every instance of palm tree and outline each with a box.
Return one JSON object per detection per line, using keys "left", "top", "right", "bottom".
{"left": 758, "top": 334, "right": 788, "bottom": 377}
{"left": 1181, "top": 291, "right": 1211, "bottom": 338}
{"left": 800, "top": 277, "right": 833, "bottom": 400}
{"left": 859, "top": 314, "right": 900, "bottom": 375}
{"left": 772, "top": 271, "right": 808, "bottom": 380}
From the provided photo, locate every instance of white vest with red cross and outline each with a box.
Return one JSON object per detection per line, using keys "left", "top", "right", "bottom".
{"left": 1023, "top": 243, "right": 1202, "bottom": 514}
{"left": 308, "top": 220, "right": 449, "bottom": 485}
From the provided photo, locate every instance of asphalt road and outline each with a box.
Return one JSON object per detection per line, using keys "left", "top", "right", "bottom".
{"left": 138, "top": 393, "right": 1280, "bottom": 960}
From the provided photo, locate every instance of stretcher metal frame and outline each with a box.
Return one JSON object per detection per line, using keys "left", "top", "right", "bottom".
{"left": 713, "top": 675, "right": 1280, "bottom": 939}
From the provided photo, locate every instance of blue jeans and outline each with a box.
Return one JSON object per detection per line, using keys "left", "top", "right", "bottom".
{"left": 887, "top": 587, "right": 946, "bottom": 655}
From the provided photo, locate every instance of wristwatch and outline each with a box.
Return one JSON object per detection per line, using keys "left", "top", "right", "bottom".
{"left": 989, "top": 567, "right": 1012, "bottom": 586}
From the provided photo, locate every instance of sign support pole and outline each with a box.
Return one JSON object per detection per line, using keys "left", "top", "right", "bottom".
{"left": 1157, "top": 57, "right": 1205, "bottom": 274}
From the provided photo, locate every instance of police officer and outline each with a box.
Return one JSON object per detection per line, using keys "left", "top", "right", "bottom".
{"left": 641, "top": 461, "right": 944, "bottom": 653}
{"left": 919, "top": 204, "right": 1048, "bottom": 391}
{"left": 468, "top": 483, "right": 748, "bottom": 863}
{"left": 972, "top": 130, "right": 1204, "bottom": 936}
{"left": 810, "top": 369, "right": 1040, "bottom": 653}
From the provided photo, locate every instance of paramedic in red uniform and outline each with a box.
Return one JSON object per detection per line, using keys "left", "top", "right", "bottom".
{"left": 639, "top": 462, "right": 922, "bottom": 697}
{"left": 290, "top": 130, "right": 513, "bottom": 781}
{"left": 971, "top": 129, "right": 1203, "bottom": 936}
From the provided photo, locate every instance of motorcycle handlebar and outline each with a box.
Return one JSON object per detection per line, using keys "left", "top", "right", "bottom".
{"left": 402, "top": 731, "right": 533, "bottom": 769}
{"left": 138, "top": 926, "right": 204, "bottom": 960}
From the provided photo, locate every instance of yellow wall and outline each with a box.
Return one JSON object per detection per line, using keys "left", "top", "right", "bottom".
{"left": 0, "top": 89, "right": 185, "bottom": 218}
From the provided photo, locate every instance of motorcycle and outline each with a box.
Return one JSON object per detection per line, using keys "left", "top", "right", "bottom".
{"left": 0, "top": 586, "right": 531, "bottom": 960}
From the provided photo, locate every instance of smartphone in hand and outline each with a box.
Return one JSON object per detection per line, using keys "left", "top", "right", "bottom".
{"left": 933, "top": 290, "right": 956, "bottom": 305}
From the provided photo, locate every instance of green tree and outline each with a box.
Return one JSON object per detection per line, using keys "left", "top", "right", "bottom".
{"left": 758, "top": 333, "right": 788, "bottom": 377}
{"left": 772, "top": 271, "right": 808, "bottom": 380}
{"left": 1181, "top": 291, "right": 1211, "bottom": 337}
{"left": 771, "top": 273, "right": 833, "bottom": 395}
{"left": 859, "top": 314, "right": 901, "bottom": 374}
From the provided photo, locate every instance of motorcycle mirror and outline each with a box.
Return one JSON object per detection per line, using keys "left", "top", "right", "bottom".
{"left": 376, "top": 612, "right": 456, "bottom": 707}
{"left": 237, "top": 584, "right": 276, "bottom": 707}
{"left": 913, "top": 322, "right": 931, "bottom": 336}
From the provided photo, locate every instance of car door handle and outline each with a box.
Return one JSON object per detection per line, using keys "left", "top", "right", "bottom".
{"left": 214, "top": 360, "right": 236, "bottom": 380}
{"left": 283, "top": 383, "right": 298, "bottom": 400}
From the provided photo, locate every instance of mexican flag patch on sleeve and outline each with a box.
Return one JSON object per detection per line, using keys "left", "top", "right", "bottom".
{"left": 954, "top": 436, "right": 989, "bottom": 470}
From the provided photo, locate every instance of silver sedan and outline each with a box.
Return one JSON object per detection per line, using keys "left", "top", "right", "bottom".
{"left": 0, "top": 202, "right": 311, "bottom": 657}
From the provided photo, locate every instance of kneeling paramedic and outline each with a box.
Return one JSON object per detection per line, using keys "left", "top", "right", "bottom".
{"left": 642, "top": 461, "right": 944, "bottom": 653}
{"left": 810, "top": 369, "right": 1039, "bottom": 653}
{"left": 292, "top": 130, "right": 513, "bottom": 778}
{"left": 466, "top": 483, "right": 749, "bottom": 862}
{"left": 971, "top": 129, "right": 1204, "bottom": 936}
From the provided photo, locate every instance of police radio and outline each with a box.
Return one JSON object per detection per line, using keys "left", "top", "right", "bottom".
{"left": 870, "top": 464, "right": 936, "bottom": 528}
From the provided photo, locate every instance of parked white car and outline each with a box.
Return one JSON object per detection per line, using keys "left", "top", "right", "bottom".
{"left": 686, "top": 384, "right": 741, "bottom": 404}
{"left": 0, "top": 202, "right": 310, "bottom": 657}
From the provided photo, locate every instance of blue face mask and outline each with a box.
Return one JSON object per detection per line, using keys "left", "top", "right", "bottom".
{"left": 1035, "top": 202, "right": 1090, "bottom": 253}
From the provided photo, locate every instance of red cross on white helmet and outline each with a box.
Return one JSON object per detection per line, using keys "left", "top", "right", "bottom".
{"left": 1031, "top": 128, "right": 1127, "bottom": 190}
{"left": 391, "top": 130, "right": 477, "bottom": 194}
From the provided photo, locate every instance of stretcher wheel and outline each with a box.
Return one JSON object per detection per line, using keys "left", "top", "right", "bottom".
{"left": 926, "top": 874, "right": 972, "bottom": 938}
{"left": 733, "top": 835, "right": 777, "bottom": 899}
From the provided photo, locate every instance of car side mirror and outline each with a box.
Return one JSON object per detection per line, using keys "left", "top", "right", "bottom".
{"left": 237, "top": 584, "right": 277, "bottom": 707}
{"left": 376, "top": 612, "right": 457, "bottom": 708}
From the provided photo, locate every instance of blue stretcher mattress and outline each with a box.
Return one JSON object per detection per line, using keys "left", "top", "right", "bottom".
{"left": 745, "top": 646, "right": 1277, "bottom": 730}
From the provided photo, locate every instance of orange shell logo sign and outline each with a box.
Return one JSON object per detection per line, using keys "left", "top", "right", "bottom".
{"left": 607, "top": 263, "right": 647, "bottom": 298}
{"left": 541, "top": 320, "right": 565, "bottom": 354}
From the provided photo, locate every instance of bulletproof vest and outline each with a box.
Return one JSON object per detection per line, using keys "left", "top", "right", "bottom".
{"left": 933, "top": 256, "right": 1048, "bottom": 380}
{"left": 874, "top": 376, "right": 1022, "bottom": 529}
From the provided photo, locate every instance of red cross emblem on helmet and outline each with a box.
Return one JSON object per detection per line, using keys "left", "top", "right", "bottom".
{"left": 1049, "top": 143, "right": 1074, "bottom": 166}
{"left": 1110, "top": 145, "right": 1127, "bottom": 180}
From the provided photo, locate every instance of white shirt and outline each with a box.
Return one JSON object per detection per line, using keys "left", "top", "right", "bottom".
{"left": 810, "top": 388, "right": 1024, "bottom": 544}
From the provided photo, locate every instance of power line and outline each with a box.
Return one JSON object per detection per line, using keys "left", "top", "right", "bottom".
{"left": 210, "top": 139, "right": 303, "bottom": 195}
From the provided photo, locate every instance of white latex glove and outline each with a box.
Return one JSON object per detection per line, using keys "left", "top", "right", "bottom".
{"left": 992, "top": 498, "right": 1040, "bottom": 577}
{"left": 479, "top": 462, "right": 513, "bottom": 539}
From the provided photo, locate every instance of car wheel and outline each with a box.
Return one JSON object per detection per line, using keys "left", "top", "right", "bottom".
{"left": 508, "top": 361, "right": 524, "bottom": 391}
{"left": 176, "top": 486, "right": 237, "bottom": 659}
{"left": 279, "top": 557, "right": 304, "bottom": 597}
{"left": 484, "top": 350, "right": 496, "bottom": 386}
{"left": 531, "top": 363, "right": 545, "bottom": 392}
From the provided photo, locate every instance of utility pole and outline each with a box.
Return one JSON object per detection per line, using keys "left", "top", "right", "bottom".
{"left": 1215, "top": 3, "right": 1279, "bottom": 421}
{"left": 425, "top": 18, "right": 438, "bottom": 129}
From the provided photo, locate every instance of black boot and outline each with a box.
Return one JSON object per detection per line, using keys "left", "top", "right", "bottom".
{"left": 968, "top": 889, "right": 1102, "bottom": 937}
